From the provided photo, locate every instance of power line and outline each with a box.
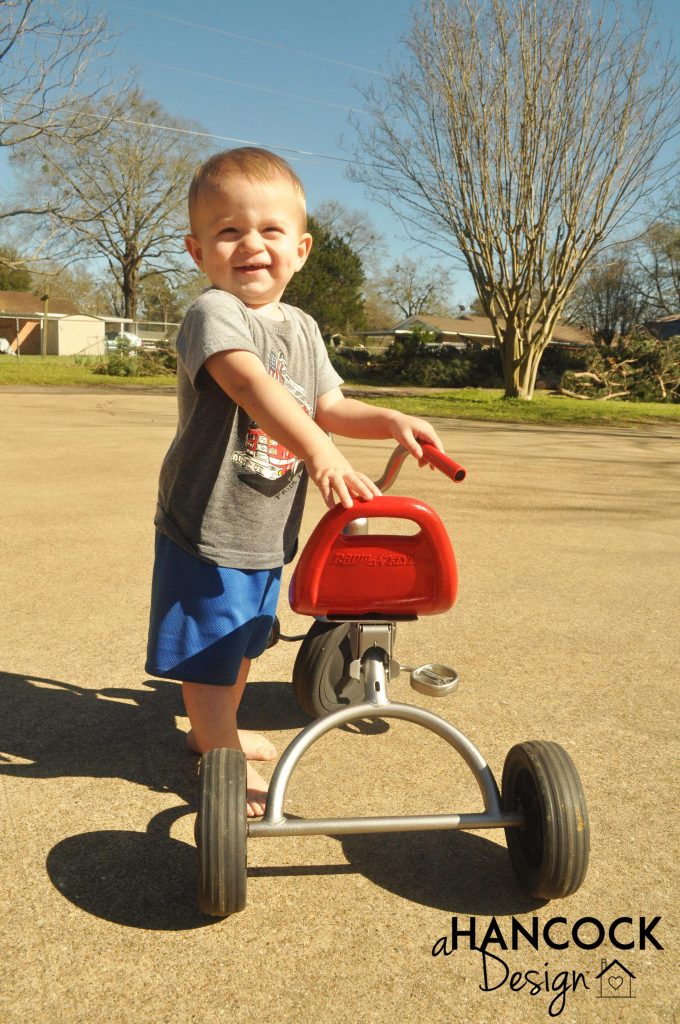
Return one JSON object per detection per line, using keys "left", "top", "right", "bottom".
{"left": 130, "top": 57, "right": 368, "bottom": 114}
{"left": 106, "top": 1, "right": 384, "bottom": 77}
{"left": 1, "top": 97, "right": 358, "bottom": 168}
{"left": 69, "top": 106, "right": 357, "bottom": 168}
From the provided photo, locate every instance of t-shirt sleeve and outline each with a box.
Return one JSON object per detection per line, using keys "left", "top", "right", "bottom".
{"left": 310, "top": 319, "right": 344, "bottom": 400}
{"left": 177, "top": 291, "right": 259, "bottom": 387}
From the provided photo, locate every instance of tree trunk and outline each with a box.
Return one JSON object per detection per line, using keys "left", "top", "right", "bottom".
{"left": 500, "top": 325, "right": 548, "bottom": 400}
{"left": 122, "top": 262, "right": 139, "bottom": 321}
{"left": 500, "top": 323, "right": 530, "bottom": 400}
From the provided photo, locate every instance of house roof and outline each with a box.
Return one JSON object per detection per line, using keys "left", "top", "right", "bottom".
{"left": 594, "top": 958, "right": 636, "bottom": 980}
{"left": 0, "top": 290, "right": 79, "bottom": 317}
{"left": 645, "top": 313, "right": 680, "bottom": 324}
{"left": 642, "top": 313, "right": 680, "bottom": 339}
{"left": 397, "top": 313, "right": 592, "bottom": 346}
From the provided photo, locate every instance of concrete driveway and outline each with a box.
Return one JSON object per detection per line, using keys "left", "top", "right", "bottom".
{"left": 1, "top": 392, "right": 678, "bottom": 1024}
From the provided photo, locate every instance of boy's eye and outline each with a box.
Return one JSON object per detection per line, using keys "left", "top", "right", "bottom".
{"left": 263, "top": 226, "right": 283, "bottom": 235}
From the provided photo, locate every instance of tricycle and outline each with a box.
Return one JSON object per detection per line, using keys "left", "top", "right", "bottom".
{"left": 195, "top": 444, "right": 589, "bottom": 916}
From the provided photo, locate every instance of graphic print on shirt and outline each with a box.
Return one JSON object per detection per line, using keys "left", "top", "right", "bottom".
{"left": 232, "top": 348, "right": 311, "bottom": 497}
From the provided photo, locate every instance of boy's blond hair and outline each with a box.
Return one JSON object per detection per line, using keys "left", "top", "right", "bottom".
{"left": 188, "top": 147, "right": 307, "bottom": 232}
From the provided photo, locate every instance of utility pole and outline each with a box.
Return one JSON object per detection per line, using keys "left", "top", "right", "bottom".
{"left": 41, "top": 294, "right": 49, "bottom": 358}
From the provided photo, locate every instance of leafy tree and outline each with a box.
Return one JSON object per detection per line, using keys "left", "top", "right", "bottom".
{"left": 283, "top": 214, "right": 366, "bottom": 336}
{"left": 351, "top": 0, "right": 680, "bottom": 399}
{"left": 14, "top": 87, "right": 208, "bottom": 318}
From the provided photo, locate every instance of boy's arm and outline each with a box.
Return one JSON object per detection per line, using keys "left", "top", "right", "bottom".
{"left": 315, "top": 387, "right": 444, "bottom": 463}
{"left": 204, "top": 350, "right": 380, "bottom": 509}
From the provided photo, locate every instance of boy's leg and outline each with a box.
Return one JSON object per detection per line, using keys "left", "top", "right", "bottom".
{"left": 184, "top": 657, "right": 276, "bottom": 760}
{"left": 182, "top": 659, "right": 270, "bottom": 818}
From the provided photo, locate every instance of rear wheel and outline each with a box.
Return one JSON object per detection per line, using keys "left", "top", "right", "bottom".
{"left": 502, "top": 740, "right": 589, "bottom": 899}
{"left": 292, "top": 620, "right": 361, "bottom": 718}
{"left": 196, "top": 748, "right": 247, "bottom": 917}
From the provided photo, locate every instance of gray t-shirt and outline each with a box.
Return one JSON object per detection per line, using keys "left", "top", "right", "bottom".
{"left": 154, "top": 289, "right": 343, "bottom": 568}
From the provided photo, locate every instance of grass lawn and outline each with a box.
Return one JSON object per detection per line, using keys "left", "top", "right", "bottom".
{"left": 0, "top": 355, "right": 176, "bottom": 389}
{"left": 2, "top": 356, "right": 679, "bottom": 427}
{"left": 351, "top": 387, "right": 680, "bottom": 427}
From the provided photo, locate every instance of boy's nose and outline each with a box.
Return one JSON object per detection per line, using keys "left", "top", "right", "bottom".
{"left": 238, "top": 232, "right": 264, "bottom": 254}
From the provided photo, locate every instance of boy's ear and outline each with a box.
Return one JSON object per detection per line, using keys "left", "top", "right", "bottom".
{"left": 185, "top": 234, "right": 204, "bottom": 271}
{"left": 295, "top": 232, "right": 313, "bottom": 270}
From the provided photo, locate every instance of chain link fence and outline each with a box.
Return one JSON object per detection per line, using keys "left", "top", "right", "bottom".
{"left": 0, "top": 316, "right": 180, "bottom": 356}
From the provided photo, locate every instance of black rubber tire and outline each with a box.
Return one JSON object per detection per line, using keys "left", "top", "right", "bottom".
{"left": 502, "top": 740, "right": 589, "bottom": 900}
{"left": 196, "top": 748, "right": 247, "bottom": 917}
{"left": 264, "top": 615, "right": 281, "bottom": 649}
{"left": 292, "top": 620, "right": 361, "bottom": 718}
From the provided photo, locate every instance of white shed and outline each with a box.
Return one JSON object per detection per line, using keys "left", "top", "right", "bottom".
{"left": 47, "top": 314, "right": 106, "bottom": 356}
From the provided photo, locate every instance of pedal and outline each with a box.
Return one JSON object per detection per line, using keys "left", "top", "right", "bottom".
{"left": 410, "top": 663, "right": 459, "bottom": 697}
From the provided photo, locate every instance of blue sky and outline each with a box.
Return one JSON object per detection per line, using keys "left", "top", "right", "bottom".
{"left": 106, "top": 0, "right": 410, "bottom": 205}
{"left": 103, "top": 0, "right": 424, "bottom": 279}
{"left": 3, "top": 0, "right": 679, "bottom": 304}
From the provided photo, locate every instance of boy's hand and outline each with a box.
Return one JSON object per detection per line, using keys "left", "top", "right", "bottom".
{"left": 305, "top": 443, "right": 381, "bottom": 510}
{"left": 388, "top": 413, "right": 445, "bottom": 467}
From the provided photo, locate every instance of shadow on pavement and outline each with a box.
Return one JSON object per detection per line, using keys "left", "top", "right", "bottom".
{"left": 337, "top": 831, "right": 543, "bottom": 916}
{"left": 46, "top": 807, "right": 211, "bottom": 930}
{"left": 1, "top": 669, "right": 541, "bottom": 928}
{"left": 0, "top": 669, "right": 215, "bottom": 929}
{"left": 248, "top": 832, "right": 541, "bottom": 917}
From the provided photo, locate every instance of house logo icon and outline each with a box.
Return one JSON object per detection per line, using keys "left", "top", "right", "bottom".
{"left": 595, "top": 958, "right": 636, "bottom": 998}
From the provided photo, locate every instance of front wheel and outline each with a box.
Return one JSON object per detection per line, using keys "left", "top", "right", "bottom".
{"left": 292, "top": 620, "right": 362, "bottom": 718}
{"left": 196, "top": 747, "right": 247, "bottom": 917}
{"left": 502, "top": 740, "right": 589, "bottom": 900}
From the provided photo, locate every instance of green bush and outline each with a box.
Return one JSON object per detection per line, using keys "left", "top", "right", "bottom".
{"left": 93, "top": 338, "right": 177, "bottom": 378}
{"left": 327, "top": 329, "right": 602, "bottom": 391}
{"left": 328, "top": 330, "right": 505, "bottom": 388}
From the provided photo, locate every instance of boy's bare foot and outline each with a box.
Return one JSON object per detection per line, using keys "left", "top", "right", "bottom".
{"left": 186, "top": 729, "right": 276, "bottom": 760}
{"left": 245, "top": 764, "right": 268, "bottom": 818}
{"left": 237, "top": 729, "right": 277, "bottom": 760}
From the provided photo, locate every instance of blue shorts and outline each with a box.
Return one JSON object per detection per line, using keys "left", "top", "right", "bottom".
{"left": 145, "top": 533, "right": 283, "bottom": 685}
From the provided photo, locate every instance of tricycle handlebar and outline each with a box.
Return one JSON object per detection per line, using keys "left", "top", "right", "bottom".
{"left": 374, "top": 443, "right": 466, "bottom": 493}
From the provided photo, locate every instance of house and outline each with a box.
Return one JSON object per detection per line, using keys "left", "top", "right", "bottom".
{"left": 357, "top": 313, "right": 592, "bottom": 351}
{"left": 0, "top": 290, "right": 105, "bottom": 356}
{"left": 595, "top": 958, "right": 636, "bottom": 999}
{"left": 643, "top": 313, "right": 680, "bottom": 340}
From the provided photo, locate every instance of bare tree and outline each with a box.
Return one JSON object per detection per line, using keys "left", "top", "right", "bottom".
{"left": 351, "top": 0, "right": 680, "bottom": 398}
{"left": 29, "top": 262, "right": 111, "bottom": 316}
{"left": 373, "top": 256, "right": 455, "bottom": 319}
{"left": 565, "top": 250, "right": 649, "bottom": 345}
{"left": 16, "top": 88, "right": 209, "bottom": 318}
{"left": 313, "top": 200, "right": 384, "bottom": 270}
{"left": 637, "top": 185, "right": 680, "bottom": 315}
{"left": 0, "top": 1, "right": 115, "bottom": 233}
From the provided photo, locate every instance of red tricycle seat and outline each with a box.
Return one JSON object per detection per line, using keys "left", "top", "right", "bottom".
{"left": 290, "top": 495, "right": 458, "bottom": 618}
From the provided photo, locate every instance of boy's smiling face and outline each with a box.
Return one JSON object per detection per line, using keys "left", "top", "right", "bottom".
{"left": 185, "top": 174, "right": 312, "bottom": 313}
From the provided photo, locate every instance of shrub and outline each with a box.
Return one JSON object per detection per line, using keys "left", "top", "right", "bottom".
{"left": 93, "top": 338, "right": 177, "bottom": 378}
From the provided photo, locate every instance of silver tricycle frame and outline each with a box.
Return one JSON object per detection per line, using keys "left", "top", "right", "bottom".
{"left": 251, "top": 623, "right": 520, "bottom": 840}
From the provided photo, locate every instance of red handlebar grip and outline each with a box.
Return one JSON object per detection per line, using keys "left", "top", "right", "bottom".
{"left": 420, "top": 443, "right": 466, "bottom": 482}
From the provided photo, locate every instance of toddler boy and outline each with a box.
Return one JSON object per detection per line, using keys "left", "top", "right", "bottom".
{"left": 146, "top": 147, "right": 443, "bottom": 815}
